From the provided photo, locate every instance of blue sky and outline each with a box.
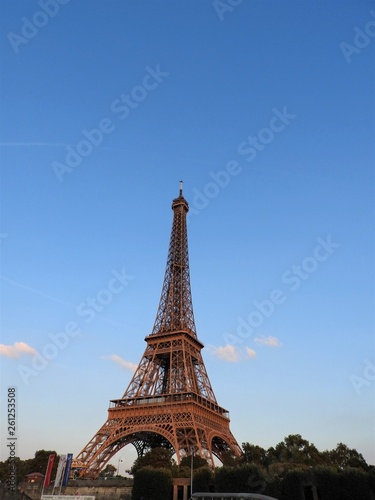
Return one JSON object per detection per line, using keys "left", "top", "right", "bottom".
{"left": 0, "top": 0, "right": 374, "bottom": 472}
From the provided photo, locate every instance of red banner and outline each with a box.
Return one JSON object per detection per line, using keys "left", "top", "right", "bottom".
{"left": 43, "top": 454, "right": 55, "bottom": 488}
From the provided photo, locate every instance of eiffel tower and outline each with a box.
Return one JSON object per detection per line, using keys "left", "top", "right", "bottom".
{"left": 74, "top": 183, "right": 241, "bottom": 477}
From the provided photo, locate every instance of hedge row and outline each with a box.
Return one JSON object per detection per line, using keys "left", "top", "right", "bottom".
{"left": 132, "top": 465, "right": 375, "bottom": 500}
{"left": 132, "top": 467, "right": 172, "bottom": 500}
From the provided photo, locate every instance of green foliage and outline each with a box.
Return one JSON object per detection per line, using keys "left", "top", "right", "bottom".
{"left": 211, "top": 462, "right": 373, "bottom": 500}
{"left": 316, "top": 467, "right": 345, "bottom": 500}
{"left": 242, "top": 443, "right": 268, "bottom": 467}
{"left": 368, "top": 466, "right": 375, "bottom": 492}
{"left": 263, "top": 477, "right": 282, "bottom": 499}
{"left": 180, "top": 455, "right": 208, "bottom": 470}
{"left": 130, "top": 447, "right": 173, "bottom": 475}
{"left": 314, "top": 466, "right": 371, "bottom": 500}
{"left": 340, "top": 468, "right": 371, "bottom": 499}
{"left": 325, "top": 443, "right": 369, "bottom": 470}
{"left": 220, "top": 450, "right": 241, "bottom": 466}
{"left": 0, "top": 457, "right": 22, "bottom": 483}
{"left": 0, "top": 450, "right": 59, "bottom": 484}
{"left": 132, "top": 467, "right": 172, "bottom": 500}
{"left": 279, "top": 469, "right": 307, "bottom": 500}
{"left": 171, "top": 464, "right": 191, "bottom": 477}
{"left": 99, "top": 464, "right": 117, "bottom": 477}
{"left": 214, "top": 464, "right": 265, "bottom": 493}
{"left": 0, "top": 436, "right": 371, "bottom": 500}
{"left": 193, "top": 467, "right": 213, "bottom": 492}
{"left": 270, "top": 434, "right": 324, "bottom": 466}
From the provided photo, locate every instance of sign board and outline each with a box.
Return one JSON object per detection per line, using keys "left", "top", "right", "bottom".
{"left": 42, "top": 496, "right": 95, "bottom": 500}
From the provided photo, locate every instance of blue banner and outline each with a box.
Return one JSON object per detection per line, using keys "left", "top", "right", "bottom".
{"left": 61, "top": 453, "right": 73, "bottom": 487}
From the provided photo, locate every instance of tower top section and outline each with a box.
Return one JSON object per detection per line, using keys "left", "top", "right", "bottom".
{"left": 151, "top": 183, "right": 197, "bottom": 337}
{"left": 171, "top": 180, "right": 189, "bottom": 212}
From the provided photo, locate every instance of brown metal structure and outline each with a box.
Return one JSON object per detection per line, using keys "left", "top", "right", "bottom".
{"left": 74, "top": 183, "right": 241, "bottom": 478}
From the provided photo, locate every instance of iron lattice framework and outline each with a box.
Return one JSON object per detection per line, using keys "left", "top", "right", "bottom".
{"left": 73, "top": 183, "right": 241, "bottom": 478}
{"left": 152, "top": 187, "right": 197, "bottom": 337}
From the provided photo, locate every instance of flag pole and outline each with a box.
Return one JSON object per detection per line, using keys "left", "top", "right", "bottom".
{"left": 58, "top": 460, "right": 66, "bottom": 496}
{"left": 53, "top": 454, "right": 66, "bottom": 496}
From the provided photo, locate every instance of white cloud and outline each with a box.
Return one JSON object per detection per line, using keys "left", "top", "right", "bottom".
{"left": 245, "top": 347, "right": 257, "bottom": 358}
{"left": 254, "top": 335, "right": 282, "bottom": 347}
{"left": 210, "top": 344, "right": 240, "bottom": 362}
{"left": 105, "top": 354, "right": 137, "bottom": 372}
{"left": 0, "top": 341, "right": 38, "bottom": 358}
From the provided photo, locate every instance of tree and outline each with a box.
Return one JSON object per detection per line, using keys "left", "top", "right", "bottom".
{"left": 180, "top": 455, "right": 209, "bottom": 470}
{"left": 193, "top": 467, "right": 213, "bottom": 492}
{"left": 130, "top": 447, "right": 173, "bottom": 475}
{"left": 31, "top": 450, "right": 58, "bottom": 474}
{"left": 132, "top": 467, "right": 172, "bottom": 500}
{"left": 99, "top": 464, "right": 117, "bottom": 478}
{"left": 220, "top": 450, "right": 240, "bottom": 467}
{"left": 0, "top": 457, "right": 25, "bottom": 483}
{"left": 279, "top": 469, "right": 307, "bottom": 500}
{"left": 314, "top": 466, "right": 371, "bottom": 500}
{"left": 215, "top": 464, "right": 265, "bottom": 493}
{"left": 327, "top": 443, "right": 368, "bottom": 470}
{"left": 171, "top": 464, "right": 191, "bottom": 478}
{"left": 270, "top": 434, "right": 324, "bottom": 466}
{"left": 0, "top": 450, "right": 60, "bottom": 484}
{"left": 242, "top": 443, "right": 267, "bottom": 467}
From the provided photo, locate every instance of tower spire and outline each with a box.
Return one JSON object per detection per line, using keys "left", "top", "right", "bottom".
{"left": 151, "top": 182, "right": 197, "bottom": 336}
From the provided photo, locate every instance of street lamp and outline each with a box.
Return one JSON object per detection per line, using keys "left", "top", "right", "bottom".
{"left": 117, "top": 459, "right": 123, "bottom": 477}
{"left": 190, "top": 447, "right": 194, "bottom": 498}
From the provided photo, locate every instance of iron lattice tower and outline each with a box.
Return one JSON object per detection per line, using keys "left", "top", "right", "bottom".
{"left": 74, "top": 183, "right": 241, "bottom": 478}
